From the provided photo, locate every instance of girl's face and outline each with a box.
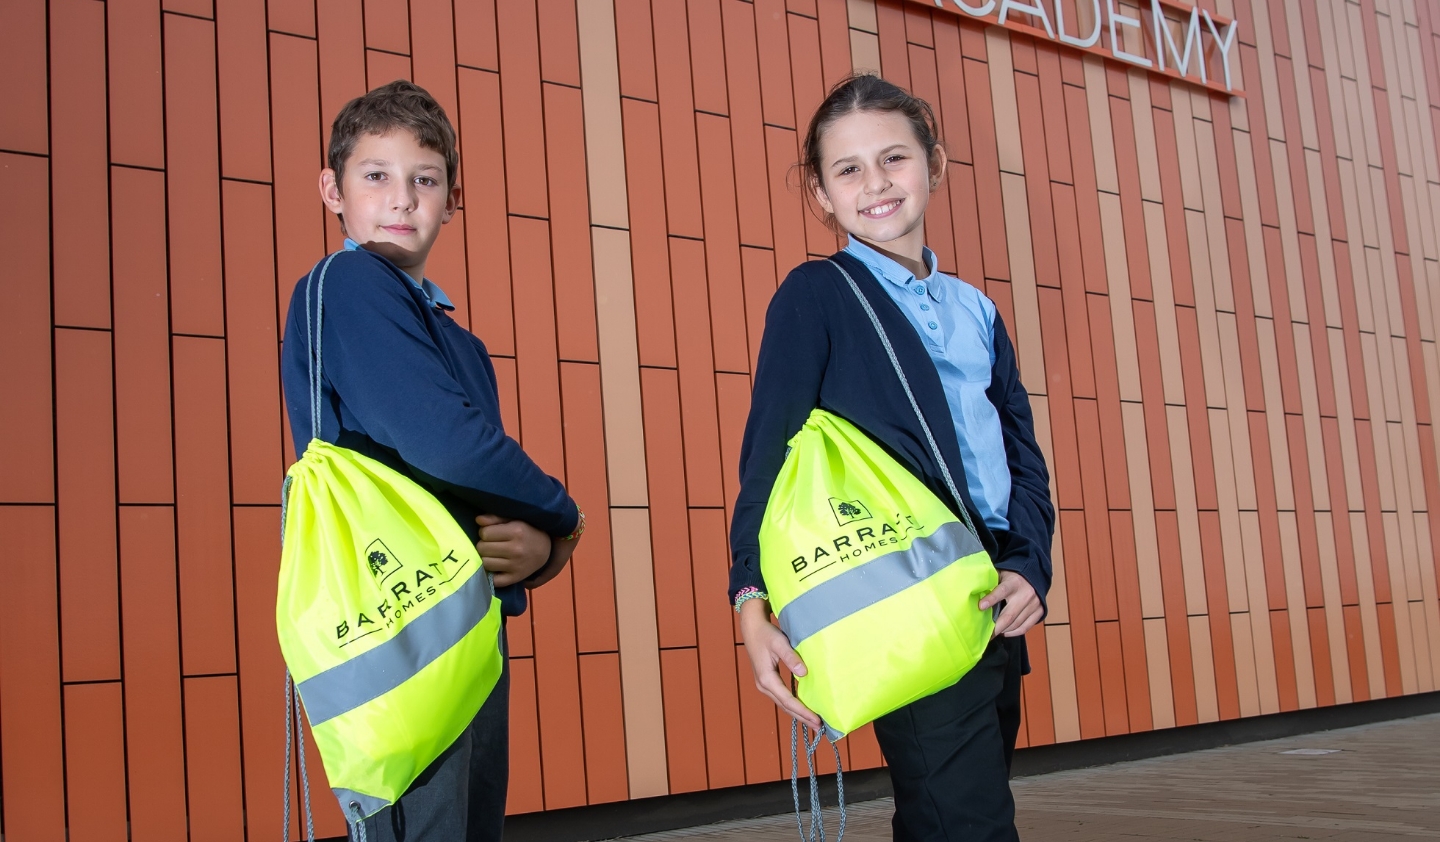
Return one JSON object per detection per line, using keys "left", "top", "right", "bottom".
{"left": 812, "top": 109, "right": 942, "bottom": 264}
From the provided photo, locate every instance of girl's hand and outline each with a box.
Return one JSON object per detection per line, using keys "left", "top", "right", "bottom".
{"left": 739, "top": 599, "right": 822, "bottom": 731}
{"left": 980, "top": 570, "right": 1044, "bottom": 638}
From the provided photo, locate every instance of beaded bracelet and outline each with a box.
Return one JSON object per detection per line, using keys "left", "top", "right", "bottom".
{"left": 732, "top": 586, "right": 769, "bottom": 614}
{"left": 561, "top": 506, "right": 586, "bottom": 542}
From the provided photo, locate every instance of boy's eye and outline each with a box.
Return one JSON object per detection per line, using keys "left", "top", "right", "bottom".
{"left": 415, "top": 176, "right": 438, "bottom": 187}
{"left": 364, "top": 172, "right": 386, "bottom": 181}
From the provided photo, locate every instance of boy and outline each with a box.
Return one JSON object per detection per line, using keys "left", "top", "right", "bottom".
{"left": 280, "top": 80, "right": 584, "bottom": 841}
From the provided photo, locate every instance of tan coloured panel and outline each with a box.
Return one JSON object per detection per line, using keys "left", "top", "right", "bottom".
{"left": 1239, "top": 511, "right": 1281, "bottom": 714}
{"left": 1189, "top": 615, "right": 1220, "bottom": 723}
{"left": 1278, "top": 512, "right": 1319, "bottom": 708}
{"left": 610, "top": 507, "right": 669, "bottom": 797}
{"left": 578, "top": 0, "right": 629, "bottom": 229}
{"left": 1143, "top": 618, "right": 1177, "bottom": 730}
{"left": 1044, "top": 624, "right": 1083, "bottom": 743}
{"left": 1230, "top": 612, "right": 1262, "bottom": 718}
{"left": 1314, "top": 512, "right": 1354, "bottom": 704}
{"left": 989, "top": 29, "right": 1024, "bottom": 176}
{"left": 592, "top": 228, "right": 650, "bottom": 507}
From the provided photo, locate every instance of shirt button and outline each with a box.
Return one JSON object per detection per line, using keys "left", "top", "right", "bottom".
{"left": 927, "top": 321, "right": 938, "bottom": 330}
{"left": 920, "top": 303, "right": 930, "bottom": 311}
{"left": 914, "top": 285, "right": 926, "bottom": 296}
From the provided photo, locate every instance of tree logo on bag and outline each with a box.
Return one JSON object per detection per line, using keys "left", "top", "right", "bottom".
{"left": 829, "top": 497, "right": 872, "bottom": 526}
{"left": 363, "top": 539, "right": 405, "bottom": 584}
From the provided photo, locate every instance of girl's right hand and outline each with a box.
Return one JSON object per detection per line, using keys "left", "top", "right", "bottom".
{"left": 738, "top": 598, "right": 822, "bottom": 731}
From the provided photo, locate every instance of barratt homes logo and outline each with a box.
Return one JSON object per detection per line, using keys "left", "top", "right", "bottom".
{"left": 364, "top": 538, "right": 404, "bottom": 584}
{"left": 829, "top": 497, "right": 873, "bottom": 527}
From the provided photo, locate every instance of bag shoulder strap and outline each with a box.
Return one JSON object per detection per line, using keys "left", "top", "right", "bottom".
{"left": 304, "top": 252, "right": 344, "bottom": 442}
{"left": 826, "top": 257, "right": 980, "bottom": 540}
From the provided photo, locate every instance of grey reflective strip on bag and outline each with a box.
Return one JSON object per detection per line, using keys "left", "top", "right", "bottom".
{"left": 297, "top": 567, "right": 493, "bottom": 726}
{"left": 776, "top": 520, "right": 985, "bottom": 647}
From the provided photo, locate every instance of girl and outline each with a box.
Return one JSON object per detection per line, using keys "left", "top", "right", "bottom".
{"left": 729, "top": 74, "right": 1055, "bottom": 841}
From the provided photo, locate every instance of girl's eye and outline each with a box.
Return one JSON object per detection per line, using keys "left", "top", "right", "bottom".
{"left": 839, "top": 165, "right": 859, "bottom": 176}
{"left": 885, "top": 155, "right": 906, "bottom": 164}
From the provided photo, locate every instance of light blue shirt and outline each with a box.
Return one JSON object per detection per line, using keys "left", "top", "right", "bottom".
{"left": 344, "top": 238, "right": 455, "bottom": 311}
{"left": 844, "top": 236, "right": 1011, "bottom": 530}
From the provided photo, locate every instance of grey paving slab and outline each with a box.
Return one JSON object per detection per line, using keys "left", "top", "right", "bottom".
{"left": 613, "top": 713, "right": 1440, "bottom": 841}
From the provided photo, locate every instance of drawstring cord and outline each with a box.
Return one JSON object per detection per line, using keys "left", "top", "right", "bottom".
{"left": 790, "top": 718, "right": 846, "bottom": 842}
{"left": 282, "top": 252, "right": 341, "bottom": 842}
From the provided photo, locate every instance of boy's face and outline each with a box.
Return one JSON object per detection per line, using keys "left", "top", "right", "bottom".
{"left": 319, "top": 129, "right": 460, "bottom": 281}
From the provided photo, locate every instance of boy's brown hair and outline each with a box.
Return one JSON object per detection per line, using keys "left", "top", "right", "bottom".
{"left": 328, "top": 79, "right": 460, "bottom": 189}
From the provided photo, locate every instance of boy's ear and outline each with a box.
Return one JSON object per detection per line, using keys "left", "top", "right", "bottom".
{"left": 442, "top": 182, "right": 461, "bottom": 224}
{"left": 319, "top": 168, "right": 345, "bottom": 214}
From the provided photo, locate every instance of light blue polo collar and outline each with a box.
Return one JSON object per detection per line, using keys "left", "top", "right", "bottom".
{"left": 844, "top": 236, "right": 947, "bottom": 302}
{"left": 344, "top": 238, "right": 455, "bottom": 311}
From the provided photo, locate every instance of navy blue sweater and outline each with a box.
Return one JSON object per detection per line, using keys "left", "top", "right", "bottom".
{"left": 729, "top": 252, "right": 1055, "bottom": 620}
{"left": 281, "top": 247, "right": 579, "bottom": 617}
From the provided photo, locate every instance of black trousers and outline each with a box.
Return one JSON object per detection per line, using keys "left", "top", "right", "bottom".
{"left": 352, "top": 639, "right": 511, "bottom": 842}
{"left": 872, "top": 636, "right": 1024, "bottom": 842}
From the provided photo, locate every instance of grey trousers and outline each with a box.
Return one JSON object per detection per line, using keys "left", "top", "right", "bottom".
{"left": 352, "top": 645, "right": 511, "bottom": 842}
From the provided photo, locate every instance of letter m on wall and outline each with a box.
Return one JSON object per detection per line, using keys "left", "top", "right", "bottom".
{"left": 1151, "top": 0, "right": 1205, "bottom": 82}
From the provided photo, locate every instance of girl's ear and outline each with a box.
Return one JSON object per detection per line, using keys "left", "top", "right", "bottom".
{"left": 812, "top": 176, "right": 836, "bottom": 215}
{"left": 928, "top": 148, "right": 948, "bottom": 193}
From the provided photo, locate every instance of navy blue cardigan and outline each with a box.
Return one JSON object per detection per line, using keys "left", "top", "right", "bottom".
{"left": 728, "top": 252, "right": 1055, "bottom": 618}
{"left": 281, "top": 247, "right": 579, "bottom": 617}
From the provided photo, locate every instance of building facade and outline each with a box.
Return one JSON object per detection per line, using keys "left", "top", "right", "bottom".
{"left": 2, "top": 0, "right": 1439, "bottom": 839}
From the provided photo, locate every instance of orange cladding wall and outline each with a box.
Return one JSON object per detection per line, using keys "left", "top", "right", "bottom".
{"left": 2, "top": 0, "right": 1440, "bottom": 838}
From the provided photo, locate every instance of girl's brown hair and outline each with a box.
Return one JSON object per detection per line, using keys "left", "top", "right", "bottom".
{"left": 798, "top": 73, "right": 945, "bottom": 232}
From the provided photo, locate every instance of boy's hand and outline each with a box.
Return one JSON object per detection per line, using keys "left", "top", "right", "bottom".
{"left": 522, "top": 533, "right": 580, "bottom": 590}
{"left": 475, "top": 514, "right": 551, "bottom": 587}
{"left": 980, "top": 570, "right": 1044, "bottom": 638}
{"left": 739, "top": 599, "right": 822, "bottom": 731}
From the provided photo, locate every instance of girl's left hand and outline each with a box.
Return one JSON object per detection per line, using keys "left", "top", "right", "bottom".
{"left": 979, "top": 571, "right": 1043, "bottom": 638}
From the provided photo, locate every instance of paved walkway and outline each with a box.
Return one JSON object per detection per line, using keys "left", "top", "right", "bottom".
{"left": 616, "top": 713, "right": 1440, "bottom": 841}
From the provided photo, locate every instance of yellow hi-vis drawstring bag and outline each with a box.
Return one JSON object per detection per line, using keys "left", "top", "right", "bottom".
{"left": 759, "top": 259, "right": 1000, "bottom": 744}
{"left": 277, "top": 252, "right": 505, "bottom": 838}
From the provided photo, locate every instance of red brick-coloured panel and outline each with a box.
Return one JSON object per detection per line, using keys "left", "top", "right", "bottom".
{"left": 689, "top": 0, "right": 729, "bottom": 115}
{"left": 716, "top": 373, "right": 753, "bottom": 541}
{"left": 690, "top": 509, "right": 747, "bottom": 788}
{"left": 1150, "top": 111, "right": 1195, "bottom": 307}
{"left": 50, "top": 0, "right": 110, "bottom": 330}
{"left": 362, "top": 0, "right": 408, "bottom": 54}
{"left": 723, "top": 0, "right": 775, "bottom": 249}
{"left": 755, "top": 0, "right": 796, "bottom": 127}
{"left": 1283, "top": 415, "right": 1325, "bottom": 608}
{"left": 222, "top": 182, "right": 285, "bottom": 503}
{"left": 561, "top": 363, "right": 619, "bottom": 652}
{"left": 1154, "top": 510, "right": 1200, "bottom": 725}
{"left": 174, "top": 336, "right": 237, "bottom": 675}
{"left": 788, "top": 0, "right": 816, "bottom": 16}
{"left": 234, "top": 507, "right": 289, "bottom": 841}
{"left": 112, "top": 167, "right": 175, "bottom": 504}
{"left": 624, "top": 99, "right": 679, "bottom": 368}
{"left": 0, "top": 507, "right": 66, "bottom": 841}
{"left": 1035, "top": 45, "right": 1074, "bottom": 185}
{"left": 1107, "top": 96, "right": 1152, "bottom": 300}
{"left": 508, "top": 657, "right": 545, "bottom": 813}
{"left": 653, "top": 0, "right": 704, "bottom": 237}
{"left": 184, "top": 676, "right": 246, "bottom": 842}
{"left": 510, "top": 217, "right": 566, "bottom": 476}
{"left": 787, "top": 14, "right": 835, "bottom": 256}
{"left": 1343, "top": 604, "right": 1370, "bottom": 703}
{"left": 948, "top": 162, "right": 985, "bottom": 284}
{"left": 579, "top": 653, "right": 630, "bottom": 803}
{"left": 217, "top": 0, "right": 272, "bottom": 181}
{"left": 816, "top": 0, "right": 853, "bottom": 88}
{"left": 1226, "top": 219, "right": 1266, "bottom": 412}
{"left": 165, "top": 14, "right": 226, "bottom": 338}
{"left": 538, "top": 0, "right": 581, "bottom": 86}
{"left": 933, "top": 15, "right": 971, "bottom": 164}
{"left": 1110, "top": 510, "right": 1153, "bottom": 732}
{"left": 1353, "top": 424, "right": 1391, "bottom": 605}
{"left": 740, "top": 246, "right": 778, "bottom": 390}
{"left": 1174, "top": 312, "right": 1218, "bottom": 510}
{"left": 615, "top": 0, "right": 657, "bottom": 100}
{"left": 55, "top": 329, "right": 120, "bottom": 682}
{"left": 1131, "top": 301, "right": 1176, "bottom": 509}
{"left": 1306, "top": 607, "right": 1337, "bottom": 707}
{"left": 1238, "top": 45, "right": 1280, "bottom": 228}
{"left": 530, "top": 565, "right": 587, "bottom": 809}
{"left": 1373, "top": 600, "right": 1404, "bottom": 698}
{"left": 1088, "top": 300, "right": 1130, "bottom": 509}
{"left": 670, "top": 236, "right": 726, "bottom": 506}
{"left": 1076, "top": 400, "right": 1118, "bottom": 621}
{"left": 1272, "top": 58, "right": 1313, "bottom": 236}
{"left": 1020, "top": 623, "right": 1055, "bottom": 746}
{"left": 0, "top": 0, "right": 47, "bottom": 154}
{"left": 1322, "top": 418, "right": 1360, "bottom": 605}
{"left": 108, "top": 0, "right": 166, "bottom": 168}
{"left": 1197, "top": 511, "right": 1241, "bottom": 719}
{"left": 268, "top": 0, "right": 314, "bottom": 36}
{"left": 367, "top": 47, "right": 412, "bottom": 87}
{"left": 545, "top": 84, "right": 600, "bottom": 363}
{"left": 902, "top": 0, "right": 933, "bottom": 47}
{"left": 697, "top": 113, "right": 752, "bottom": 374}
{"left": 1038, "top": 288, "right": 1083, "bottom": 508}
{"left": 498, "top": 0, "right": 548, "bottom": 218}
{"left": 909, "top": 45, "right": 957, "bottom": 273}
{"left": 1246, "top": 413, "right": 1290, "bottom": 612}
{"left": 1095, "top": 621, "right": 1131, "bottom": 735}
{"left": 0, "top": 153, "right": 53, "bottom": 504}
{"left": 661, "top": 647, "right": 710, "bottom": 792}
{"left": 734, "top": 645, "right": 783, "bottom": 783}
{"left": 456, "top": 0, "right": 498, "bottom": 71}
{"left": 1064, "top": 90, "right": 1108, "bottom": 295}
{"left": 875, "top": 0, "right": 910, "bottom": 90}
{"left": 120, "top": 506, "right": 189, "bottom": 841}
{"left": 409, "top": 0, "right": 460, "bottom": 123}
{"left": 1208, "top": 101, "right": 1244, "bottom": 221}
{"left": 270, "top": 34, "right": 328, "bottom": 319}
{"left": 1062, "top": 530, "right": 1106, "bottom": 738}
{"left": 643, "top": 368, "right": 699, "bottom": 649}
{"left": 1269, "top": 609, "right": 1301, "bottom": 712}
{"left": 63, "top": 683, "right": 128, "bottom": 842}
{"left": 458, "top": 68, "right": 516, "bottom": 356}
{"left": 318, "top": 0, "right": 369, "bottom": 148}
{"left": 766, "top": 125, "right": 810, "bottom": 285}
